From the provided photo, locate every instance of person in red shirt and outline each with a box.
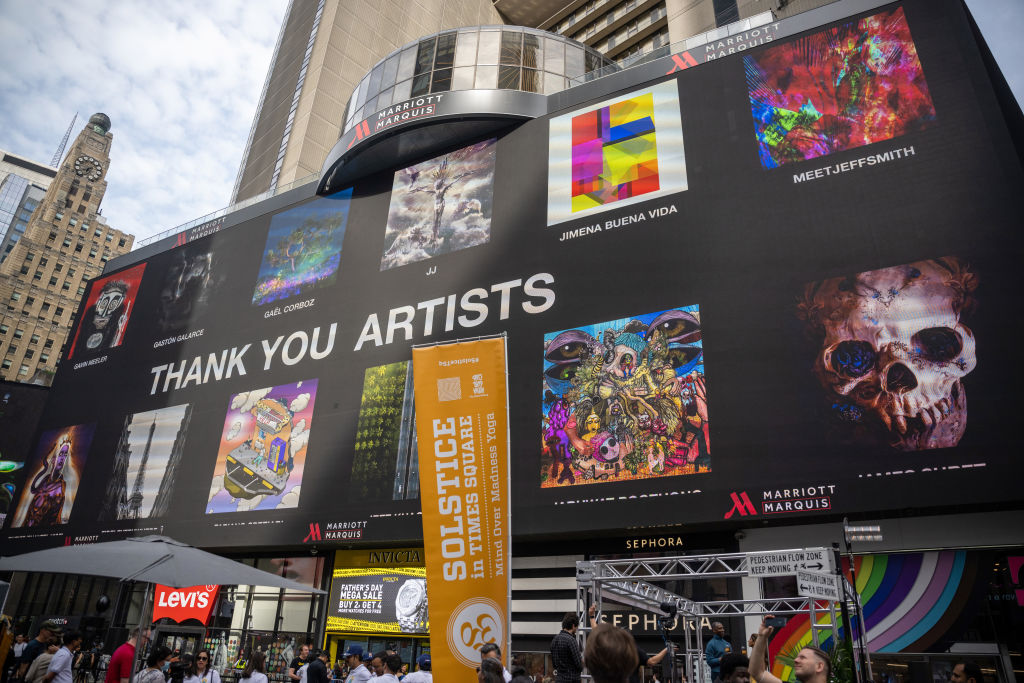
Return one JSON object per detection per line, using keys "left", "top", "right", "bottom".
{"left": 105, "top": 628, "right": 149, "bottom": 683}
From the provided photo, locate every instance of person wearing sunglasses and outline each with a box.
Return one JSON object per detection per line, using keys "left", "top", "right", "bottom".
{"left": 185, "top": 650, "right": 221, "bottom": 683}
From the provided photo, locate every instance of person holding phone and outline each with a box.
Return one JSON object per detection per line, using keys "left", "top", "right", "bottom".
{"left": 749, "top": 616, "right": 829, "bottom": 683}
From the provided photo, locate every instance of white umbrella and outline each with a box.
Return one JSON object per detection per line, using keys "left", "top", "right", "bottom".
{"left": 0, "top": 535, "right": 325, "bottom": 678}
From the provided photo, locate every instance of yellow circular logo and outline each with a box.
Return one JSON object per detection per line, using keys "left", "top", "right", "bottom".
{"left": 447, "top": 597, "right": 505, "bottom": 667}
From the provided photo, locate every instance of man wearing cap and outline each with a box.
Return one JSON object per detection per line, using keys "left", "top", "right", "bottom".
{"left": 342, "top": 646, "right": 371, "bottom": 683}
{"left": 402, "top": 655, "right": 431, "bottom": 683}
{"left": 306, "top": 650, "right": 330, "bottom": 683}
{"left": 17, "top": 622, "right": 62, "bottom": 681}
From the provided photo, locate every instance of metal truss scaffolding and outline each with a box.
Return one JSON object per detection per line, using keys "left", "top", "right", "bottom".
{"left": 575, "top": 549, "right": 868, "bottom": 683}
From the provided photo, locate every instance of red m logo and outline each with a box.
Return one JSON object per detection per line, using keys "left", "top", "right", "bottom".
{"left": 303, "top": 523, "right": 322, "bottom": 543}
{"left": 346, "top": 121, "right": 372, "bottom": 150}
{"left": 666, "top": 52, "right": 699, "bottom": 75}
{"left": 724, "top": 492, "right": 757, "bottom": 519}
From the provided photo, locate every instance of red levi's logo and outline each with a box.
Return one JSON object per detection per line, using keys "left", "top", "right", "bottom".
{"left": 152, "top": 585, "right": 219, "bottom": 624}
{"left": 724, "top": 491, "right": 757, "bottom": 519}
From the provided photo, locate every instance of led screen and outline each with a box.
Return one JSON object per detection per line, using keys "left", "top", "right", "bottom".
{"left": 2, "top": 0, "right": 1021, "bottom": 550}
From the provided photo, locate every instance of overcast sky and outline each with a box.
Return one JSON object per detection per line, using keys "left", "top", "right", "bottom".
{"left": 0, "top": 0, "right": 1020, "bottom": 247}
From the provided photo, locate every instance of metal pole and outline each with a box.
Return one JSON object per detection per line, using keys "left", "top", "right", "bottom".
{"left": 127, "top": 583, "right": 152, "bottom": 682}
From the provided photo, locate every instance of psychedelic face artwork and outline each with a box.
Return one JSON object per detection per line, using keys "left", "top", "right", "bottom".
{"left": 10, "top": 424, "right": 95, "bottom": 528}
{"left": 745, "top": 8, "right": 936, "bottom": 169}
{"left": 541, "top": 307, "right": 709, "bottom": 487}
{"left": 349, "top": 361, "right": 420, "bottom": 502}
{"left": 381, "top": 138, "right": 496, "bottom": 270}
{"left": 548, "top": 81, "right": 687, "bottom": 225}
{"left": 252, "top": 189, "right": 351, "bottom": 306}
{"left": 797, "top": 257, "right": 976, "bottom": 450}
{"left": 207, "top": 380, "right": 317, "bottom": 513}
{"left": 68, "top": 264, "right": 146, "bottom": 359}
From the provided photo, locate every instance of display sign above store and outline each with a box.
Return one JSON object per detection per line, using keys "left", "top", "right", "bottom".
{"left": 152, "top": 584, "right": 220, "bottom": 624}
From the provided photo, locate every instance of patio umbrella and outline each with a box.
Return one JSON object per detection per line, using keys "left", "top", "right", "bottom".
{"left": 0, "top": 535, "right": 325, "bottom": 591}
{"left": 0, "top": 535, "right": 325, "bottom": 678}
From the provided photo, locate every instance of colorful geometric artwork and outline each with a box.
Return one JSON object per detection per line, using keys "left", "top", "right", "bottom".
{"left": 766, "top": 551, "right": 981, "bottom": 670}
{"left": 745, "top": 8, "right": 936, "bottom": 169}
{"left": 10, "top": 424, "right": 96, "bottom": 528}
{"left": 541, "top": 306, "right": 709, "bottom": 487}
{"left": 548, "top": 81, "right": 687, "bottom": 225}
{"left": 206, "top": 379, "right": 317, "bottom": 514}
{"left": 571, "top": 93, "right": 659, "bottom": 212}
{"left": 381, "top": 138, "right": 496, "bottom": 270}
{"left": 251, "top": 189, "right": 351, "bottom": 306}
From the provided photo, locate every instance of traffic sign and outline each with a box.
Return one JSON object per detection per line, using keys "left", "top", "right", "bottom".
{"left": 797, "top": 570, "right": 841, "bottom": 601}
{"left": 748, "top": 548, "right": 836, "bottom": 577}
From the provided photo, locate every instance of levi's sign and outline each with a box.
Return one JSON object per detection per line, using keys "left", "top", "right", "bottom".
{"left": 797, "top": 570, "right": 841, "bottom": 601}
{"left": 152, "top": 584, "right": 219, "bottom": 624}
{"left": 748, "top": 548, "right": 834, "bottom": 577}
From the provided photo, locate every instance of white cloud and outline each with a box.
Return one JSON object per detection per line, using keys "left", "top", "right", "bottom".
{"left": 230, "top": 387, "right": 271, "bottom": 413}
{"left": 289, "top": 392, "right": 310, "bottom": 413}
{"left": 0, "top": 0, "right": 286, "bottom": 243}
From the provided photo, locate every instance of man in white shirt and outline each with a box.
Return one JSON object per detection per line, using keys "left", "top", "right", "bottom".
{"left": 375, "top": 655, "right": 401, "bottom": 683}
{"left": 342, "top": 646, "right": 371, "bottom": 683}
{"left": 43, "top": 631, "right": 82, "bottom": 683}
{"left": 402, "top": 654, "right": 431, "bottom": 683}
{"left": 480, "top": 644, "right": 512, "bottom": 682}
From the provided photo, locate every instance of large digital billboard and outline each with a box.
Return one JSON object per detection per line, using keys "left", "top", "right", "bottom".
{"left": 2, "top": 0, "right": 1021, "bottom": 550}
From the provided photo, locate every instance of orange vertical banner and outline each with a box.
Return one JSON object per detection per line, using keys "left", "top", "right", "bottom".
{"left": 412, "top": 337, "right": 510, "bottom": 681}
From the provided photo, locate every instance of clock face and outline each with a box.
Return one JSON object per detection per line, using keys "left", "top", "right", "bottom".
{"left": 73, "top": 155, "right": 103, "bottom": 181}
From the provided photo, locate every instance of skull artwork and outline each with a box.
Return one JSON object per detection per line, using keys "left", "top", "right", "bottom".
{"left": 798, "top": 257, "right": 977, "bottom": 450}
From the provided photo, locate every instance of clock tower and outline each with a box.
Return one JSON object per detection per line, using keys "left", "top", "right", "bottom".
{"left": 0, "top": 113, "right": 135, "bottom": 384}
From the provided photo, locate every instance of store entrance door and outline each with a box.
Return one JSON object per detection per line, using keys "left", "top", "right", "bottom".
{"left": 153, "top": 626, "right": 206, "bottom": 660}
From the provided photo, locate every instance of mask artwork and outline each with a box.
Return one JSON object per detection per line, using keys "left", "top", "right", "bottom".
{"left": 798, "top": 257, "right": 977, "bottom": 450}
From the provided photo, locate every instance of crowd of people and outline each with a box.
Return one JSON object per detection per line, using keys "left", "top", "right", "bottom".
{"left": 3, "top": 616, "right": 992, "bottom": 683}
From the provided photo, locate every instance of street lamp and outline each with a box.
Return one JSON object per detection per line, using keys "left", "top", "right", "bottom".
{"left": 843, "top": 519, "right": 882, "bottom": 683}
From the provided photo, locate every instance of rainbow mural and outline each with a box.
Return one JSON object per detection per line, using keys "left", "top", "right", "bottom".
{"left": 767, "top": 551, "right": 980, "bottom": 679}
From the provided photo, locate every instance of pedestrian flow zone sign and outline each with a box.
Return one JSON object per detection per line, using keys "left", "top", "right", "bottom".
{"left": 747, "top": 548, "right": 835, "bottom": 577}
{"left": 797, "top": 570, "right": 841, "bottom": 601}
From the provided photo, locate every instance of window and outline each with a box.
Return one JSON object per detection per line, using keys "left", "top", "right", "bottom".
{"left": 69, "top": 217, "right": 77, "bottom": 227}
{"left": 10, "top": 292, "right": 20, "bottom": 302}
{"left": 118, "top": 238, "right": 126, "bottom": 247}
{"left": 13, "top": 329, "right": 23, "bottom": 339}
{"left": 77, "top": 204, "right": 86, "bottom": 214}
{"left": 105, "top": 234, "right": 112, "bottom": 242}
{"left": 80, "top": 222, "right": 87, "bottom": 232}
{"left": 32, "top": 270, "right": 41, "bottom": 280}
{"left": 0, "top": 360, "right": 9, "bottom": 370}
{"left": 89, "top": 248, "right": 97, "bottom": 258}
{"left": 19, "top": 266, "right": 28, "bottom": 275}
{"left": 68, "top": 185, "right": 77, "bottom": 196}
{"left": 25, "top": 252, "right": 34, "bottom": 261}
{"left": 82, "top": 192, "right": 91, "bottom": 201}
{"left": 61, "top": 238, "right": 71, "bottom": 248}
{"left": 67, "top": 268, "right": 75, "bottom": 277}
{"left": 30, "top": 334, "right": 39, "bottom": 345}
{"left": 26, "top": 297, "right": 34, "bottom": 306}
{"left": 54, "top": 211, "right": 63, "bottom": 221}
{"left": 44, "top": 338, "right": 54, "bottom": 348}
{"left": 39, "top": 257, "right": 47, "bottom": 266}
{"left": 94, "top": 228, "right": 102, "bottom": 237}
{"left": 54, "top": 308, "right": 63, "bottom": 318}
{"left": 39, "top": 353, "right": 49, "bottom": 363}
{"left": 49, "top": 277, "right": 58, "bottom": 286}
{"left": 61, "top": 282, "right": 70, "bottom": 291}
{"left": 74, "top": 243, "right": 83, "bottom": 253}
{"left": 18, "top": 364, "right": 28, "bottom": 376}
{"left": 64, "top": 198, "right": 72, "bottom": 208}
{"left": 0, "top": 325, "right": 7, "bottom": 335}
{"left": 24, "top": 350, "right": 33, "bottom": 359}
{"left": 76, "top": 286, "right": 85, "bottom": 295}
{"left": 41, "top": 303, "right": 50, "bottom": 312}
{"left": 55, "top": 264, "right": 63, "bottom": 272}
{"left": 48, "top": 232, "right": 57, "bottom": 241}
